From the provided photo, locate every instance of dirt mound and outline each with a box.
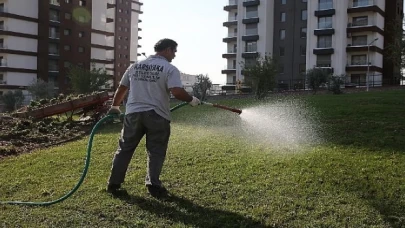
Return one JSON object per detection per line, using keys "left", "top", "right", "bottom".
{"left": 0, "top": 115, "right": 93, "bottom": 159}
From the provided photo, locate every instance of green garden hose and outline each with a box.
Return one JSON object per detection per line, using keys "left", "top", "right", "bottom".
{"left": 0, "top": 102, "right": 189, "bottom": 206}
{"left": 0, "top": 101, "right": 241, "bottom": 206}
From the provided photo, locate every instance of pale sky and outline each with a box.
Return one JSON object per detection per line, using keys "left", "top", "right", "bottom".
{"left": 139, "top": 0, "right": 227, "bottom": 84}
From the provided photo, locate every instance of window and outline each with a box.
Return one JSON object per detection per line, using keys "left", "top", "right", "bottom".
{"left": 64, "top": 61, "right": 71, "bottom": 68}
{"left": 301, "top": 10, "right": 307, "bottom": 21}
{"left": 124, "top": 27, "right": 128, "bottom": 32}
{"left": 319, "top": 0, "right": 333, "bottom": 10}
{"left": 353, "top": 0, "right": 369, "bottom": 7}
{"left": 281, "top": 0, "right": 286, "bottom": 4}
{"left": 78, "top": 46, "right": 84, "bottom": 53}
{"left": 351, "top": 74, "right": 366, "bottom": 84}
{"left": 0, "top": 3, "right": 4, "bottom": 12}
{"left": 118, "top": 18, "right": 122, "bottom": 22}
{"left": 48, "top": 59, "right": 59, "bottom": 71}
{"left": 78, "top": 31, "right": 84, "bottom": 37}
{"left": 317, "top": 35, "right": 332, "bottom": 48}
{"left": 318, "top": 16, "right": 332, "bottom": 29}
{"left": 49, "top": 43, "right": 59, "bottom": 55}
{"left": 64, "top": 29, "right": 71, "bottom": 35}
{"left": 49, "top": 26, "right": 60, "bottom": 39}
{"left": 64, "top": 45, "right": 71, "bottom": 51}
{"left": 79, "top": 0, "right": 86, "bottom": 6}
{"left": 351, "top": 55, "right": 367, "bottom": 65}
{"left": 245, "top": 41, "right": 257, "bottom": 52}
{"left": 246, "top": 6, "right": 258, "bottom": 18}
{"left": 124, "top": 45, "right": 128, "bottom": 50}
{"left": 352, "top": 16, "right": 368, "bottom": 26}
{"left": 352, "top": 35, "right": 367, "bottom": 46}
{"left": 246, "top": 24, "right": 258, "bottom": 35}
{"left": 279, "top": 65, "right": 284, "bottom": 74}
{"left": 280, "top": 29, "right": 285, "bottom": 40}
{"left": 65, "top": 13, "right": 72, "bottom": 20}
{"left": 78, "top": 15, "right": 85, "bottom": 22}
{"left": 299, "top": 64, "right": 306, "bottom": 73}
{"left": 0, "top": 74, "right": 4, "bottom": 82}
{"left": 300, "top": 27, "right": 307, "bottom": 38}
{"left": 279, "top": 47, "right": 285, "bottom": 56}
{"left": 0, "top": 38, "right": 3, "bottom": 48}
{"left": 300, "top": 46, "right": 306, "bottom": 56}
{"left": 0, "top": 21, "right": 4, "bottom": 30}
{"left": 280, "top": 12, "right": 286, "bottom": 22}
{"left": 316, "top": 55, "right": 331, "bottom": 67}
{"left": 49, "top": 9, "right": 59, "bottom": 21}
{"left": 65, "top": 0, "right": 71, "bottom": 3}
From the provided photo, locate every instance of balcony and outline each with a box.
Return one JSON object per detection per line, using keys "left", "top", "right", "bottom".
{"left": 49, "top": 0, "right": 60, "bottom": 6}
{"left": 49, "top": 65, "right": 59, "bottom": 72}
{"left": 242, "top": 45, "right": 258, "bottom": 58}
{"left": 315, "top": 1, "right": 335, "bottom": 17}
{"left": 223, "top": 32, "right": 237, "bottom": 42}
{"left": 224, "top": 0, "right": 238, "bottom": 11}
{"left": 242, "top": 30, "right": 259, "bottom": 41}
{"left": 346, "top": 59, "right": 383, "bottom": 73}
{"left": 107, "top": 0, "right": 116, "bottom": 9}
{"left": 314, "top": 22, "right": 335, "bottom": 36}
{"left": 243, "top": 12, "right": 259, "bottom": 24}
{"left": 348, "top": 0, "right": 384, "bottom": 16}
{"left": 0, "top": 59, "right": 7, "bottom": 67}
{"left": 313, "top": 41, "right": 334, "bottom": 55}
{"left": 347, "top": 18, "right": 383, "bottom": 35}
{"left": 346, "top": 44, "right": 383, "bottom": 54}
{"left": 49, "top": 32, "right": 60, "bottom": 39}
{"left": 221, "top": 65, "right": 237, "bottom": 74}
{"left": 222, "top": 48, "right": 237, "bottom": 58}
{"left": 223, "top": 16, "right": 237, "bottom": 27}
{"left": 243, "top": 0, "right": 260, "bottom": 7}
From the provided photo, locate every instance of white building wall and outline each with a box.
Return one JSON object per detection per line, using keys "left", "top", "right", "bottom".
{"left": 91, "top": 48, "right": 107, "bottom": 60}
{"left": 2, "top": 36, "right": 37, "bottom": 52}
{"left": 5, "top": 0, "right": 38, "bottom": 19}
{"left": 91, "top": 33, "right": 108, "bottom": 46}
{"left": 3, "top": 72, "right": 36, "bottom": 86}
{"left": 332, "top": 0, "right": 349, "bottom": 75}
{"left": 1, "top": 54, "right": 37, "bottom": 70}
{"left": 130, "top": 9, "right": 140, "bottom": 62}
{"left": 92, "top": 0, "right": 110, "bottom": 31}
{"left": 2, "top": 18, "right": 38, "bottom": 35}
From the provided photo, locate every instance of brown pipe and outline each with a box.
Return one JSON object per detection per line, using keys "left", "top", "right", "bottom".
{"left": 202, "top": 102, "right": 242, "bottom": 115}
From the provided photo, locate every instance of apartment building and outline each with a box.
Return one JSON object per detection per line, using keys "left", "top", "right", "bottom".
{"left": 307, "top": 0, "right": 403, "bottom": 86}
{"left": 0, "top": 0, "right": 143, "bottom": 97}
{"left": 223, "top": 0, "right": 403, "bottom": 89}
{"left": 222, "top": 0, "right": 307, "bottom": 89}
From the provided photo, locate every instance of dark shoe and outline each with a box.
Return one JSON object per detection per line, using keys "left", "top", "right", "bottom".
{"left": 106, "top": 184, "right": 124, "bottom": 196}
{"left": 146, "top": 185, "right": 168, "bottom": 198}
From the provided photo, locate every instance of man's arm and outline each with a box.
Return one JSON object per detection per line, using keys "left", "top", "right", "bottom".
{"left": 170, "top": 87, "right": 193, "bottom": 102}
{"left": 112, "top": 85, "right": 129, "bottom": 106}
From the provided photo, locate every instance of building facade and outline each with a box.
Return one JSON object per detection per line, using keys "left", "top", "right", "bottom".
{"left": 307, "top": 0, "right": 403, "bottom": 87}
{"left": 223, "top": 0, "right": 403, "bottom": 88}
{"left": 0, "top": 0, "right": 143, "bottom": 97}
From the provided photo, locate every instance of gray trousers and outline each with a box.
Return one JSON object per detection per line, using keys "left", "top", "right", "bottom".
{"left": 108, "top": 110, "right": 170, "bottom": 187}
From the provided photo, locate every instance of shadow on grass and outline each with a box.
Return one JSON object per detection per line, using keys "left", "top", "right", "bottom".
{"left": 115, "top": 192, "right": 269, "bottom": 228}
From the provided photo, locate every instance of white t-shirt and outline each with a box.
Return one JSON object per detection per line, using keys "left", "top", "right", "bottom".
{"left": 119, "top": 55, "right": 183, "bottom": 121}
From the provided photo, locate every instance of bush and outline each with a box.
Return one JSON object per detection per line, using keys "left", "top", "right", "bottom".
{"left": 305, "top": 68, "right": 330, "bottom": 94}
{"left": 0, "top": 90, "right": 25, "bottom": 112}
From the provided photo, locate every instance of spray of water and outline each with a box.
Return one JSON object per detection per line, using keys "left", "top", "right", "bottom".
{"left": 182, "top": 97, "right": 323, "bottom": 153}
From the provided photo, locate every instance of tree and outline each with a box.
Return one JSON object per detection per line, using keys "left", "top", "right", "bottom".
{"left": 385, "top": 19, "right": 405, "bottom": 69}
{"left": 27, "top": 79, "right": 55, "bottom": 100}
{"left": 242, "top": 54, "right": 278, "bottom": 100}
{"left": 0, "top": 90, "right": 25, "bottom": 112}
{"left": 328, "top": 74, "right": 345, "bottom": 95}
{"left": 68, "top": 63, "right": 110, "bottom": 94}
{"left": 192, "top": 74, "right": 212, "bottom": 101}
{"left": 305, "top": 68, "right": 330, "bottom": 94}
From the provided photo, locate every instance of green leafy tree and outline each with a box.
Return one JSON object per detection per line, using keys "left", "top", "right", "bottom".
{"left": 242, "top": 54, "right": 278, "bottom": 100}
{"left": 385, "top": 19, "right": 405, "bottom": 69}
{"left": 0, "top": 90, "right": 25, "bottom": 112}
{"left": 68, "top": 63, "right": 110, "bottom": 94}
{"left": 27, "top": 79, "right": 55, "bottom": 99}
{"left": 328, "top": 74, "right": 345, "bottom": 95}
{"left": 305, "top": 68, "right": 330, "bottom": 94}
{"left": 192, "top": 74, "right": 212, "bottom": 101}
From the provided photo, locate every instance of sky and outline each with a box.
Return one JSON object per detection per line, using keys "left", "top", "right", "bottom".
{"left": 139, "top": 0, "right": 227, "bottom": 84}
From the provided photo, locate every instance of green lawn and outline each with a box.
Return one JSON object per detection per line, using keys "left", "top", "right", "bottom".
{"left": 1, "top": 89, "right": 405, "bottom": 227}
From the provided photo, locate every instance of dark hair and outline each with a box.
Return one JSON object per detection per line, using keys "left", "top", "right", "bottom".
{"left": 154, "top": 38, "right": 178, "bottom": 52}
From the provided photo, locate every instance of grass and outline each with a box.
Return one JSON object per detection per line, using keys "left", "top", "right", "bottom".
{"left": 1, "top": 89, "right": 405, "bottom": 227}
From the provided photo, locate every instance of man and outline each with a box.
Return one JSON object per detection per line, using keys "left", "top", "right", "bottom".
{"left": 106, "top": 38, "right": 200, "bottom": 197}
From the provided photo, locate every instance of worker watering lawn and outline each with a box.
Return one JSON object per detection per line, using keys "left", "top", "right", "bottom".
{"left": 106, "top": 38, "right": 201, "bottom": 198}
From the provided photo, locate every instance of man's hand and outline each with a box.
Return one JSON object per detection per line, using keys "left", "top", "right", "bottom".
{"left": 107, "top": 106, "right": 121, "bottom": 116}
{"left": 189, "top": 96, "right": 201, "bottom": 107}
